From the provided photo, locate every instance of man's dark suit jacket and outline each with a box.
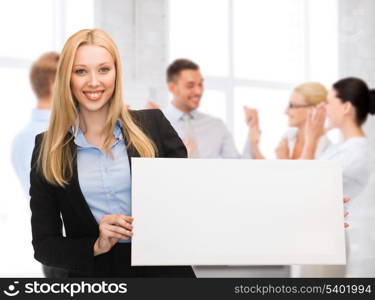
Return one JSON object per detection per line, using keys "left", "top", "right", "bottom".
{"left": 30, "top": 109, "right": 195, "bottom": 277}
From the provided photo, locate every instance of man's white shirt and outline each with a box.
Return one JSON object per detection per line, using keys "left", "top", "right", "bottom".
{"left": 162, "top": 104, "right": 240, "bottom": 158}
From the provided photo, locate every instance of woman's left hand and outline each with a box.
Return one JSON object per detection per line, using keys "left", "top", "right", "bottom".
{"left": 94, "top": 214, "right": 134, "bottom": 256}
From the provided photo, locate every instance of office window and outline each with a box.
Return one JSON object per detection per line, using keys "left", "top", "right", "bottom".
{"left": 0, "top": 0, "right": 55, "bottom": 60}
{"left": 169, "top": 0, "right": 229, "bottom": 77}
{"left": 65, "top": 0, "right": 95, "bottom": 38}
{"left": 169, "top": 0, "right": 338, "bottom": 157}
{"left": 234, "top": 0, "right": 305, "bottom": 83}
{"left": 200, "top": 90, "right": 227, "bottom": 123}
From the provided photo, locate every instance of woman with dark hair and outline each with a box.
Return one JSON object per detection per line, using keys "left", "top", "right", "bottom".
{"left": 298, "top": 77, "right": 375, "bottom": 277}
{"left": 302, "top": 77, "right": 375, "bottom": 198}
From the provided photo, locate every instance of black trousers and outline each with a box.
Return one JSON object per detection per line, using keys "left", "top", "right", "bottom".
{"left": 68, "top": 243, "right": 196, "bottom": 278}
{"left": 43, "top": 265, "right": 68, "bottom": 278}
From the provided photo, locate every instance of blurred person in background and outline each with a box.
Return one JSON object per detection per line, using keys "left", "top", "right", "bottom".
{"left": 302, "top": 77, "right": 374, "bottom": 198}
{"left": 12, "top": 52, "right": 59, "bottom": 196}
{"left": 147, "top": 59, "right": 241, "bottom": 159}
{"left": 11, "top": 51, "right": 67, "bottom": 278}
{"left": 244, "top": 82, "right": 330, "bottom": 160}
{"left": 298, "top": 77, "right": 375, "bottom": 277}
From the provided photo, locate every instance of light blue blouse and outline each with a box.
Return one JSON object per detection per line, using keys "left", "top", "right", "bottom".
{"left": 74, "top": 121, "right": 131, "bottom": 243}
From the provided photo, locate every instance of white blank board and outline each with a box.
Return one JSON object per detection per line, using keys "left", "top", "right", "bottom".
{"left": 131, "top": 158, "right": 345, "bottom": 266}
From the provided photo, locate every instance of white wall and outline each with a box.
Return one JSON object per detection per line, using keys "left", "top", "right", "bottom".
{"left": 338, "top": 0, "right": 375, "bottom": 277}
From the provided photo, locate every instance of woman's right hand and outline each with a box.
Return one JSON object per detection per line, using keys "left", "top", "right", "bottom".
{"left": 94, "top": 214, "right": 134, "bottom": 256}
{"left": 243, "top": 106, "right": 261, "bottom": 145}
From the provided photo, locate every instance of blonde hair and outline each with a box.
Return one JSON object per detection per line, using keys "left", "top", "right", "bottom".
{"left": 38, "top": 29, "right": 156, "bottom": 186}
{"left": 294, "top": 82, "right": 328, "bottom": 106}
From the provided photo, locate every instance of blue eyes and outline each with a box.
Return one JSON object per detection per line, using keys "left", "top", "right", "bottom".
{"left": 74, "top": 69, "right": 86, "bottom": 75}
{"left": 99, "top": 67, "right": 110, "bottom": 73}
{"left": 73, "top": 67, "right": 111, "bottom": 75}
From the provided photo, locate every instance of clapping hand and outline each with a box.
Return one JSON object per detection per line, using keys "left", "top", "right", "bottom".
{"left": 243, "top": 106, "right": 261, "bottom": 145}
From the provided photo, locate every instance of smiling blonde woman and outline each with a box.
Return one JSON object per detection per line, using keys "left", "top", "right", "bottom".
{"left": 30, "top": 29, "right": 195, "bottom": 278}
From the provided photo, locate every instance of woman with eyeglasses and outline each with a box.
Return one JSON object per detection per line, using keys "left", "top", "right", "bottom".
{"left": 244, "top": 82, "right": 330, "bottom": 159}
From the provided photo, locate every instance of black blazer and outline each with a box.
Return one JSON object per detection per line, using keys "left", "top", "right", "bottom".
{"left": 30, "top": 109, "right": 188, "bottom": 275}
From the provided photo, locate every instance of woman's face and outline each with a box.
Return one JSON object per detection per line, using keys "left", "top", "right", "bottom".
{"left": 70, "top": 44, "right": 116, "bottom": 115}
{"left": 325, "top": 88, "right": 346, "bottom": 128}
{"left": 285, "top": 91, "right": 310, "bottom": 128}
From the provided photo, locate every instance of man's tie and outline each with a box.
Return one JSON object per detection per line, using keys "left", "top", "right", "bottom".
{"left": 182, "top": 113, "right": 200, "bottom": 158}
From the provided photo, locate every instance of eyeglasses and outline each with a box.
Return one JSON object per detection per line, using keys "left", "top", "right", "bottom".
{"left": 287, "top": 103, "right": 315, "bottom": 109}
